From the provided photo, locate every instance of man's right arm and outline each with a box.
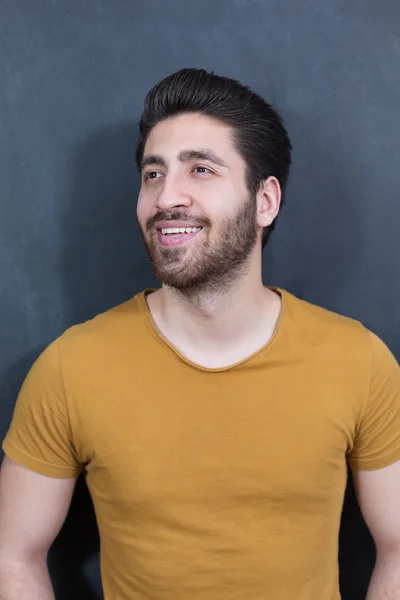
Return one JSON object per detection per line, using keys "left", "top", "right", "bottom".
{"left": 0, "top": 456, "right": 77, "bottom": 599}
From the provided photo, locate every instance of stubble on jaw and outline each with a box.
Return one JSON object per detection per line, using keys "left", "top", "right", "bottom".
{"left": 140, "top": 194, "right": 259, "bottom": 299}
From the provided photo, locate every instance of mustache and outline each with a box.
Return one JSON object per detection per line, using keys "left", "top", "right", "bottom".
{"left": 145, "top": 210, "right": 211, "bottom": 231}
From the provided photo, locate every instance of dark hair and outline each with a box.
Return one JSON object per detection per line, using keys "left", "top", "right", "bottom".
{"left": 135, "top": 68, "right": 292, "bottom": 249}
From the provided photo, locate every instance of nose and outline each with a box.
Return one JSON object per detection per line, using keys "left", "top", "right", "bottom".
{"left": 155, "top": 172, "right": 192, "bottom": 211}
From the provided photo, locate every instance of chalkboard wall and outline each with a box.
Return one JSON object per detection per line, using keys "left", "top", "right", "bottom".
{"left": 1, "top": 1, "right": 399, "bottom": 598}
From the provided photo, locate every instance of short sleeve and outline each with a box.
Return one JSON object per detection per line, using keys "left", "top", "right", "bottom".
{"left": 348, "top": 330, "right": 400, "bottom": 471}
{"left": 2, "top": 338, "right": 83, "bottom": 478}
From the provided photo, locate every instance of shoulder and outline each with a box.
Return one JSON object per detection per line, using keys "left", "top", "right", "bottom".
{"left": 56, "top": 290, "right": 152, "bottom": 364}
{"left": 279, "top": 288, "right": 385, "bottom": 378}
{"left": 282, "top": 288, "right": 369, "bottom": 342}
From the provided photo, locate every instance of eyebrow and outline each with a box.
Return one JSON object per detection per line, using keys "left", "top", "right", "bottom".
{"left": 141, "top": 148, "right": 228, "bottom": 171}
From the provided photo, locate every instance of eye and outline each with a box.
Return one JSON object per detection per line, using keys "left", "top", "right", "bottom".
{"left": 143, "top": 171, "right": 163, "bottom": 182}
{"left": 193, "top": 166, "right": 213, "bottom": 175}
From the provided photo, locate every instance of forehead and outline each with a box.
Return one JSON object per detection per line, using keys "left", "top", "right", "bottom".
{"left": 143, "top": 113, "right": 237, "bottom": 158}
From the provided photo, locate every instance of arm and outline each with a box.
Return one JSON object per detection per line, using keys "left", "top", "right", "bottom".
{"left": 0, "top": 456, "right": 77, "bottom": 599}
{"left": 352, "top": 460, "right": 400, "bottom": 600}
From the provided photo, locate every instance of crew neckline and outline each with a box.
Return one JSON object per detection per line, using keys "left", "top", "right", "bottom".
{"left": 139, "top": 286, "right": 287, "bottom": 373}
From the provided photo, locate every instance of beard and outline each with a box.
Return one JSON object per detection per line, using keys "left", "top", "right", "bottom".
{"left": 140, "top": 195, "right": 258, "bottom": 292}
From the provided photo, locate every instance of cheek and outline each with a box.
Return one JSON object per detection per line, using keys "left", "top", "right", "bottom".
{"left": 136, "top": 191, "right": 150, "bottom": 223}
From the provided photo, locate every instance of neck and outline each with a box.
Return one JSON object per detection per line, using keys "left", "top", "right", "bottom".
{"left": 148, "top": 252, "right": 280, "bottom": 346}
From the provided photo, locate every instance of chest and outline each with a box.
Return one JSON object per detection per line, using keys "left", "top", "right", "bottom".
{"left": 77, "top": 364, "right": 357, "bottom": 515}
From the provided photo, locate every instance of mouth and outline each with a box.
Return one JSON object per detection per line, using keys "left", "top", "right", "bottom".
{"left": 156, "top": 226, "right": 203, "bottom": 247}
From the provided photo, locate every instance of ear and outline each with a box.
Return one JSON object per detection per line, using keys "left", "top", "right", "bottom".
{"left": 255, "top": 176, "right": 282, "bottom": 228}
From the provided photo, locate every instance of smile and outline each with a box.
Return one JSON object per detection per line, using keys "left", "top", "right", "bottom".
{"left": 161, "top": 227, "right": 202, "bottom": 235}
{"left": 156, "top": 227, "right": 203, "bottom": 247}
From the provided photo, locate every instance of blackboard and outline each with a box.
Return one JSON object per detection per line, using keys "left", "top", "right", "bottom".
{"left": 1, "top": 1, "right": 399, "bottom": 598}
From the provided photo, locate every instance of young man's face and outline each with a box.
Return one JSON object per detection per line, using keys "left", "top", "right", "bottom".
{"left": 136, "top": 112, "right": 260, "bottom": 290}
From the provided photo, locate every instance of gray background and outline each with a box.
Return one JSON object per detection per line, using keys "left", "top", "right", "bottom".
{"left": 1, "top": 1, "right": 399, "bottom": 598}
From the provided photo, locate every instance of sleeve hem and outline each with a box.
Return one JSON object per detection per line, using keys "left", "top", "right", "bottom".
{"left": 348, "top": 445, "right": 400, "bottom": 471}
{"left": 2, "top": 440, "right": 83, "bottom": 479}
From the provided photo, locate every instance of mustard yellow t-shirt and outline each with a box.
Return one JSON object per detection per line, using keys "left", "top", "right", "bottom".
{"left": 2, "top": 287, "right": 400, "bottom": 600}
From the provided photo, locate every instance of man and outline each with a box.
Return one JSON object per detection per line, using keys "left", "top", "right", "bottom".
{"left": 0, "top": 68, "right": 399, "bottom": 600}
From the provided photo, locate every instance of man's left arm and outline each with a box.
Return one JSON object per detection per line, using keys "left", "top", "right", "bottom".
{"left": 352, "top": 460, "right": 400, "bottom": 600}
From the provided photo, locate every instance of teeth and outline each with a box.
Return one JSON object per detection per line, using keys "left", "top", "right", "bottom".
{"left": 161, "top": 227, "right": 202, "bottom": 235}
